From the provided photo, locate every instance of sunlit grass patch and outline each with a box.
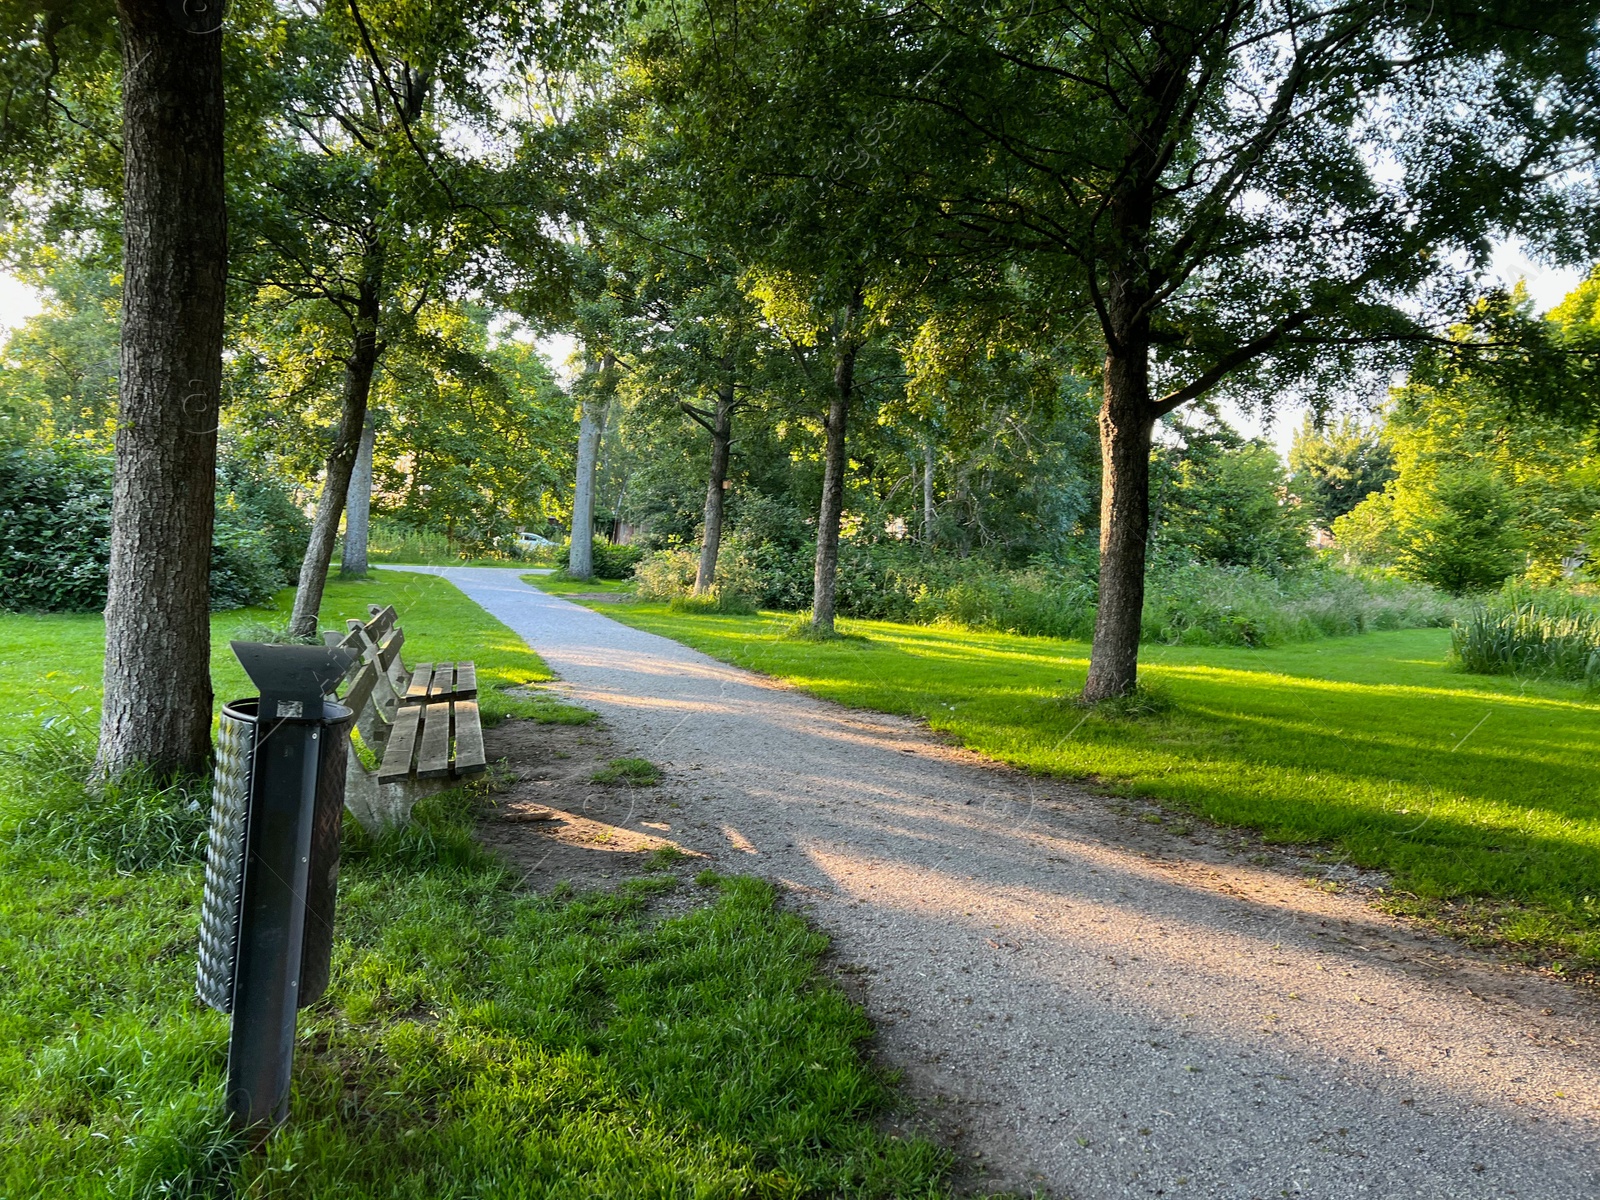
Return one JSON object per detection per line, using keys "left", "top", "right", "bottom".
{"left": 524, "top": 573, "right": 636, "bottom": 597}
{"left": 592, "top": 756, "right": 664, "bottom": 787}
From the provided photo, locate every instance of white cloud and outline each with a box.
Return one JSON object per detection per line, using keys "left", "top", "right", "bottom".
{"left": 1487, "top": 239, "right": 1585, "bottom": 314}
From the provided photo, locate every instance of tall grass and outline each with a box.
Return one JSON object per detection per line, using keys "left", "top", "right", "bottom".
{"left": 0, "top": 725, "right": 208, "bottom": 871}
{"left": 920, "top": 562, "right": 1459, "bottom": 647}
{"left": 363, "top": 519, "right": 544, "bottom": 566}
{"left": 637, "top": 540, "right": 1460, "bottom": 649}
{"left": 1138, "top": 563, "right": 1461, "bottom": 647}
{"left": 1452, "top": 585, "right": 1600, "bottom": 685}
{"left": 364, "top": 519, "right": 469, "bottom": 563}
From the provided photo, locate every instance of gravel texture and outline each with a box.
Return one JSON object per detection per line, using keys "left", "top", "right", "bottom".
{"left": 399, "top": 567, "right": 1600, "bottom": 1200}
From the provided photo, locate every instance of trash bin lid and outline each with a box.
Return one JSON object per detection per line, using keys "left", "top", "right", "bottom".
{"left": 230, "top": 641, "right": 359, "bottom": 719}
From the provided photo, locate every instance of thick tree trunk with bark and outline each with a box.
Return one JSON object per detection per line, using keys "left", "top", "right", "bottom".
{"left": 97, "top": 0, "right": 227, "bottom": 779}
{"left": 1082, "top": 332, "right": 1155, "bottom": 702}
{"left": 811, "top": 337, "right": 856, "bottom": 633}
{"left": 289, "top": 293, "right": 380, "bottom": 638}
{"left": 693, "top": 381, "right": 735, "bottom": 595}
{"left": 340, "top": 416, "right": 375, "bottom": 577}
{"left": 568, "top": 352, "right": 613, "bottom": 581}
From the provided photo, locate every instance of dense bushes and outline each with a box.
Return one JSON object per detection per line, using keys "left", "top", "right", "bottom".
{"left": 1150, "top": 428, "right": 1311, "bottom": 571}
{"left": 1453, "top": 585, "right": 1600, "bottom": 684}
{"left": 564, "top": 538, "right": 646, "bottom": 580}
{"left": 634, "top": 533, "right": 1460, "bottom": 649}
{"left": 0, "top": 442, "right": 306, "bottom": 612}
{"left": 0, "top": 443, "right": 111, "bottom": 611}
{"left": 216, "top": 453, "right": 310, "bottom": 580}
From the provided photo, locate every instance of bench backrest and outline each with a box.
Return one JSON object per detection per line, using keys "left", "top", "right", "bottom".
{"left": 324, "top": 605, "right": 409, "bottom": 728}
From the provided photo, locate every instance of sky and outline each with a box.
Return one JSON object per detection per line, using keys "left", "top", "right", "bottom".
{"left": 0, "top": 244, "right": 1585, "bottom": 463}
{"left": 1221, "top": 241, "right": 1584, "bottom": 458}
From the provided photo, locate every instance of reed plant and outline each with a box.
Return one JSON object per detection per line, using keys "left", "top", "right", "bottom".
{"left": 1452, "top": 585, "right": 1600, "bottom": 685}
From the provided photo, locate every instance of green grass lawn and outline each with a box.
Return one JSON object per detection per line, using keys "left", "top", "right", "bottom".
{"left": 539, "top": 588, "right": 1600, "bottom": 975}
{"left": 0, "top": 570, "right": 567, "bottom": 735}
{"left": 523, "top": 573, "right": 636, "bottom": 597}
{"left": 0, "top": 574, "right": 946, "bottom": 1198}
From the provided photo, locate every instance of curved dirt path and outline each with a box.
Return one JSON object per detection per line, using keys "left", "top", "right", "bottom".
{"left": 401, "top": 567, "right": 1599, "bottom": 1199}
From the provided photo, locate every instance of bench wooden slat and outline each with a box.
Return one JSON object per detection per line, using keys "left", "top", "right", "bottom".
{"left": 342, "top": 660, "right": 380, "bottom": 721}
{"left": 376, "top": 703, "right": 422, "bottom": 782}
{"left": 452, "top": 699, "right": 486, "bottom": 775}
{"left": 364, "top": 605, "right": 398, "bottom": 642}
{"left": 415, "top": 703, "right": 452, "bottom": 779}
{"left": 429, "top": 663, "right": 455, "bottom": 699}
{"left": 404, "top": 663, "right": 433, "bottom": 704}
{"left": 340, "top": 604, "right": 486, "bottom": 816}
{"left": 377, "top": 628, "right": 405, "bottom": 674}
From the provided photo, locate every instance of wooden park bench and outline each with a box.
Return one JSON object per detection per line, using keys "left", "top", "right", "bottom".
{"left": 324, "top": 605, "right": 487, "bottom": 831}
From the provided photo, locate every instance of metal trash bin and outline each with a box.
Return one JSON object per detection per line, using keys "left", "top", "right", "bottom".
{"left": 196, "top": 642, "right": 357, "bottom": 1131}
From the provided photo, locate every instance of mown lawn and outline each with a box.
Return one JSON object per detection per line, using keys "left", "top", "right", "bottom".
{"left": 0, "top": 570, "right": 566, "bottom": 733}
{"left": 529, "top": 574, "right": 636, "bottom": 597}
{"left": 541, "top": 587, "right": 1600, "bottom": 975}
{"left": 0, "top": 573, "right": 947, "bottom": 1199}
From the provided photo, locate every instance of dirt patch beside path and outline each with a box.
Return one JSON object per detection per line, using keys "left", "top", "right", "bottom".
{"left": 477, "top": 718, "right": 710, "bottom": 891}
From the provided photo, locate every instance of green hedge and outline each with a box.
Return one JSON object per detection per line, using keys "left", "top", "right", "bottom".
{"left": 564, "top": 538, "right": 646, "bottom": 580}
{"left": 0, "top": 443, "right": 306, "bottom": 613}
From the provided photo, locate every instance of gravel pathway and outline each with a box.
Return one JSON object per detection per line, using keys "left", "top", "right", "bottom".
{"left": 398, "top": 567, "right": 1599, "bottom": 1200}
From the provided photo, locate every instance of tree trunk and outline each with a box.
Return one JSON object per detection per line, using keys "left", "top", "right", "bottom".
{"left": 340, "top": 416, "right": 375, "bottom": 577}
{"left": 97, "top": 0, "right": 227, "bottom": 779}
{"left": 694, "top": 381, "right": 735, "bottom": 595}
{"left": 1081, "top": 337, "right": 1155, "bottom": 702}
{"left": 811, "top": 334, "right": 856, "bottom": 633}
{"left": 568, "top": 352, "right": 613, "bottom": 581}
{"left": 922, "top": 439, "right": 936, "bottom": 542}
{"left": 288, "top": 296, "right": 381, "bottom": 639}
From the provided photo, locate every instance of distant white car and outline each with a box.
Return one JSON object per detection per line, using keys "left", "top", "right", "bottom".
{"left": 516, "top": 531, "right": 556, "bottom": 549}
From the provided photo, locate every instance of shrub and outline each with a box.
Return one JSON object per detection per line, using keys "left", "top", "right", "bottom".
{"left": 1452, "top": 585, "right": 1600, "bottom": 683}
{"left": 216, "top": 452, "right": 309, "bottom": 579}
{"left": 0, "top": 441, "right": 112, "bottom": 611}
{"left": 0, "top": 443, "right": 300, "bottom": 613}
{"left": 634, "top": 547, "right": 699, "bottom": 599}
{"left": 1396, "top": 469, "right": 1523, "bottom": 594}
{"left": 209, "top": 517, "right": 284, "bottom": 611}
{"left": 718, "top": 535, "right": 815, "bottom": 609}
{"left": 1152, "top": 431, "right": 1311, "bottom": 571}
{"left": 563, "top": 538, "right": 645, "bottom": 580}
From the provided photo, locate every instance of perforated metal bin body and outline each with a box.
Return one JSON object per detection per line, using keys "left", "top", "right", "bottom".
{"left": 197, "top": 705, "right": 254, "bottom": 1012}
{"left": 195, "top": 699, "right": 355, "bottom": 1015}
